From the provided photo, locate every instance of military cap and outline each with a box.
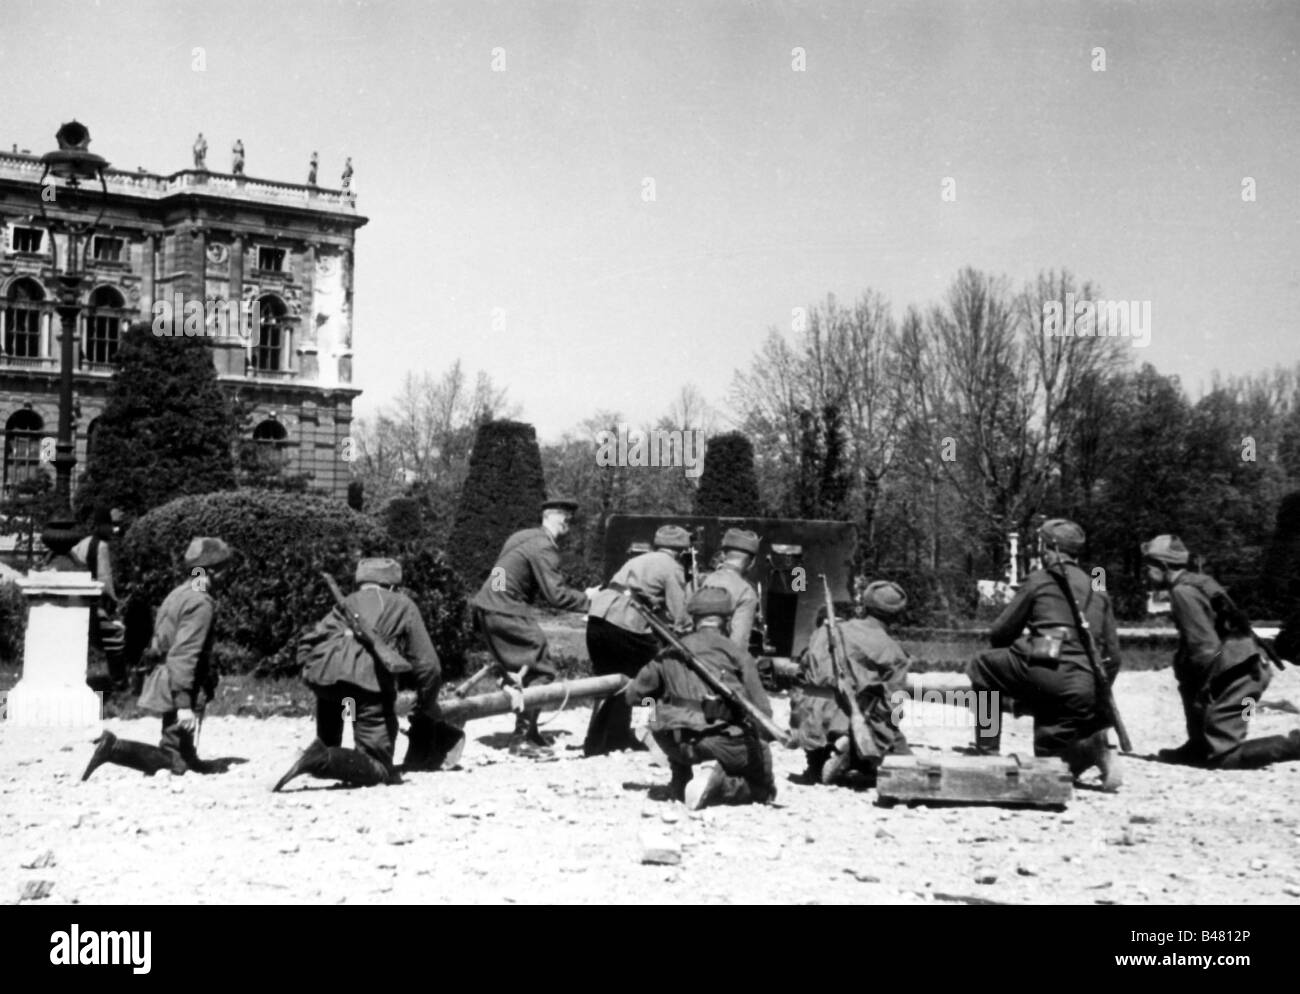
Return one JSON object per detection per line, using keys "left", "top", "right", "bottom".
{"left": 688, "top": 586, "right": 734, "bottom": 617}
{"left": 541, "top": 496, "right": 579, "bottom": 513}
{"left": 356, "top": 557, "right": 402, "bottom": 586}
{"left": 91, "top": 504, "right": 114, "bottom": 528}
{"left": 862, "top": 580, "right": 908, "bottom": 617}
{"left": 652, "top": 525, "right": 691, "bottom": 551}
{"left": 1141, "top": 534, "right": 1189, "bottom": 566}
{"left": 1039, "top": 518, "right": 1086, "bottom": 554}
{"left": 184, "top": 537, "right": 231, "bottom": 569}
{"left": 720, "top": 528, "right": 760, "bottom": 555}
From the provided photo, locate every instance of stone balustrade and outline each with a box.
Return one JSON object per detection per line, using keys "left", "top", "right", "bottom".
{"left": 0, "top": 152, "right": 357, "bottom": 214}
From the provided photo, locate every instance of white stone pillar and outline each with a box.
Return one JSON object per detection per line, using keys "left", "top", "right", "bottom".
{"left": 6, "top": 570, "right": 104, "bottom": 727}
{"left": 1008, "top": 532, "right": 1020, "bottom": 588}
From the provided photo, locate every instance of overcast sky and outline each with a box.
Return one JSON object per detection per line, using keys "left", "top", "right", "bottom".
{"left": 4, "top": 0, "right": 1298, "bottom": 440}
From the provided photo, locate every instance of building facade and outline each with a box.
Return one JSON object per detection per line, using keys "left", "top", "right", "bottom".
{"left": 0, "top": 141, "right": 367, "bottom": 502}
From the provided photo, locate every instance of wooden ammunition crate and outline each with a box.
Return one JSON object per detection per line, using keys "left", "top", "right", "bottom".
{"left": 876, "top": 753, "right": 1073, "bottom": 810}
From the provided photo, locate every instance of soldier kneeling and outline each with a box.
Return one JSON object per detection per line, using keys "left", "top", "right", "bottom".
{"left": 82, "top": 537, "right": 232, "bottom": 781}
{"left": 790, "top": 581, "right": 912, "bottom": 786}
{"left": 274, "top": 558, "right": 451, "bottom": 791}
{"left": 623, "top": 587, "right": 776, "bottom": 810}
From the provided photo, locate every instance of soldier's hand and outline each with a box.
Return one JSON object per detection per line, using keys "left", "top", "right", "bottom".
{"left": 176, "top": 708, "right": 198, "bottom": 732}
{"left": 584, "top": 586, "right": 602, "bottom": 601}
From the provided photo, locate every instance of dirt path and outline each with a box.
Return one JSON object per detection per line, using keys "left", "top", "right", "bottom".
{"left": 3, "top": 668, "right": 1299, "bottom": 905}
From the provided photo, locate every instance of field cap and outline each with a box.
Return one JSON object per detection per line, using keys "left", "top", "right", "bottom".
{"left": 652, "top": 525, "right": 691, "bottom": 550}
{"left": 688, "top": 587, "right": 734, "bottom": 617}
{"left": 1039, "top": 518, "right": 1085, "bottom": 554}
{"left": 541, "top": 496, "right": 579, "bottom": 513}
{"left": 1141, "top": 534, "right": 1189, "bottom": 566}
{"left": 863, "top": 580, "right": 908, "bottom": 617}
{"left": 720, "top": 528, "right": 760, "bottom": 555}
{"left": 356, "top": 557, "right": 402, "bottom": 586}
{"left": 184, "top": 537, "right": 231, "bottom": 569}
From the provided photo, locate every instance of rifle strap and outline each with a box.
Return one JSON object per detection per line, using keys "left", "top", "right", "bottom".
{"left": 1047, "top": 566, "right": 1092, "bottom": 647}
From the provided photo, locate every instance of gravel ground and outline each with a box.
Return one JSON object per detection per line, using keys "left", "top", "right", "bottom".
{"left": 3, "top": 667, "right": 1299, "bottom": 905}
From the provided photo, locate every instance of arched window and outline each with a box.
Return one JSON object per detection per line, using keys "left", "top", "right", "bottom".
{"left": 252, "top": 418, "right": 288, "bottom": 444}
{"left": 254, "top": 294, "right": 287, "bottom": 372}
{"left": 251, "top": 417, "right": 290, "bottom": 470}
{"left": 3, "top": 409, "right": 45, "bottom": 492}
{"left": 86, "top": 286, "right": 127, "bottom": 366}
{"left": 3, "top": 278, "right": 45, "bottom": 358}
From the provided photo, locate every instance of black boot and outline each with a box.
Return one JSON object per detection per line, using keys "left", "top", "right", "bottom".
{"left": 802, "top": 747, "right": 829, "bottom": 781}
{"left": 321, "top": 745, "right": 394, "bottom": 786}
{"left": 1157, "top": 740, "right": 1206, "bottom": 765}
{"left": 81, "top": 731, "right": 175, "bottom": 781}
{"left": 1216, "top": 731, "right": 1300, "bottom": 770}
{"left": 272, "top": 738, "right": 331, "bottom": 792}
{"left": 509, "top": 711, "right": 552, "bottom": 757}
{"left": 404, "top": 715, "right": 465, "bottom": 771}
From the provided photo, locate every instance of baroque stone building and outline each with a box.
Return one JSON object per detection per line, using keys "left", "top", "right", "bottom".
{"left": 0, "top": 141, "right": 367, "bottom": 501}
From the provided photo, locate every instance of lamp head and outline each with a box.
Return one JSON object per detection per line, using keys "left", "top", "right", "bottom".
{"left": 41, "top": 121, "right": 109, "bottom": 183}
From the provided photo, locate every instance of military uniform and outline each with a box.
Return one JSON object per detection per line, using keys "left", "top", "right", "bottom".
{"left": 623, "top": 588, "right": 776, "bottom": 808}
{"left": 82, "top": 538, "right": 231, "bottom": 781}
{"left": 698, "top": 528, "right": 761, "bottom": 653}
{"left": 968, "top": 522, "right": 1121, "bottom": 761}
{"left": 584, "top": 525, "right": 691, "bottom": 756}
{"left": 1145, "top": 534, "right": 1300, "bottom": 768}
{"left": 472, "top": 498, "right": 592, "bottom": 753}
{"left": 472, "top": 527, "right": 590, "bottom": 682}
{"left": 791, "top": 614, "right": 912, "bottom": 775}
{"left": 275, "top": 558, "right": 446, "bottom": 791}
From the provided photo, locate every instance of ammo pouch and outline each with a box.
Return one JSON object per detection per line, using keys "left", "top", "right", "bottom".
{"left": 1028, "top": 626, "right": 1069, "bottom": 663}
{"left": 700, "top": 694, "right": 730, "bottom": 724}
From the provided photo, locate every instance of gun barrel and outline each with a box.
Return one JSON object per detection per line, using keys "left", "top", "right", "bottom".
{"left": 439, "top": 674, "right": 627, "bottom": 724}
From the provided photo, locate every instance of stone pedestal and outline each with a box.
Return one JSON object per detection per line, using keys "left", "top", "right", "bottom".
{"left": 6, "top": 570, "right": 104, "bottom": 727}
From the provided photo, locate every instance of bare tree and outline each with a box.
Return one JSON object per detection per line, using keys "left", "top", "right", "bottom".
{"left": 350, "top": 360, "right": 516, "bottom": 533}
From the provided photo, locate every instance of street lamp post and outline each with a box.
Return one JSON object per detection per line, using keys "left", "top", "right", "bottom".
{"left": 36, "top": 121, "right": 109, "bottom": 512}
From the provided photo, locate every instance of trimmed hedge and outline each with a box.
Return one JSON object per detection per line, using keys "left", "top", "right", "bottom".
{"left": 448, "top": 420, "right": 547, "bottom": 591}
{"left": 0, "top": 581, "right": 27, "bottom": 666}
{"left": 694, "top": 431, "right": 762, "bottom": 517}
{"left": 117, "top": 489, "right": 469, "bottom": 677}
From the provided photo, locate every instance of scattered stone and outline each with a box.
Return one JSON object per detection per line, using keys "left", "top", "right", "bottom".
{"left": 20, "top": 880, "right": 54, "bottom": 901}
{"left": 20, "top": 851, "right": 56, "bottom": 870}
{"left": 844, "top": 869, "right": 880, "bottom": 883}
{"left": 639, "top": 830, "right": 681, "bottom": 865}
{"left": 1283, "top": 886, "right": 1300, "bottom": 898}
{"left": 661, "top": 808, "right": 682, "bottom": 824}
{"left": 278, "top": 842, "right": 300, "bottom": 854}
{"left": 874, "top": 828, "right": 893, "bottom": 840}
{"left": 386, "top": 831, "right": 414, "bottom": 845}
{"left": 1129, "top": 814, "right": 1158, "bottom": 825}
{"left": 974, "top": 868, "right": 998, "bottom": 885}
{"left": 1016, "top": 864, "right": 1037, "bottom": 877}
{"left": 1249, "top": 859, "right": 1267, "bottom": 871}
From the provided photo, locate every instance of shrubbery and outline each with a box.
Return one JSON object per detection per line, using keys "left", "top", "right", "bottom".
{"left": 0, "top": 581, "right": 27, "bottom": 666}
{"left": 694, "top": 432, "right": 762, "bottom": 517}
{"left": 117, "top": 489, "right": 469, "bottom": 677}
{"left": 448, "top": 420, "right": 547, "bottom": 591}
